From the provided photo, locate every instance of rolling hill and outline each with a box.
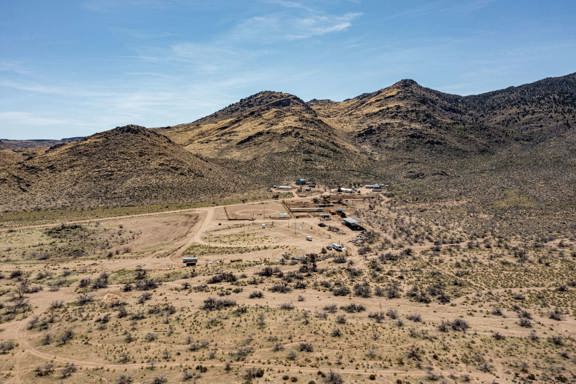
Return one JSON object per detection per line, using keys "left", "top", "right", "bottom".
{"left": 0, "top": 125, "right": 251, "bottom": 211}
{"left": 310, "top": 73, "right": 576, "bottom": 156}
{"left": 309, "top": 79, "right": 487, "bottom": 156}
{"left": 464, "top": 72, "right": 576, "bottom": 144}
{"left": 161, "top": 91, "right": 368, "bottom": 182}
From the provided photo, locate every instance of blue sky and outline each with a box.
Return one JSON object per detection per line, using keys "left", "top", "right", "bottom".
{"left": 1, "top": 0, "right": 575, "bottom": 139}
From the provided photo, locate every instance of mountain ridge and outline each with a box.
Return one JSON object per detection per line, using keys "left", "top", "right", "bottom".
{"left": 1, "top": 72, "right": 575, "bottom": 212}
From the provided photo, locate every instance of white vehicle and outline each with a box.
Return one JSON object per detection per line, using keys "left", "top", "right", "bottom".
{"left": 306, "top": 235, "right": 313, "bottom": 241}
{"left": 327, "top": 243, "right": 344, "bottom": 252}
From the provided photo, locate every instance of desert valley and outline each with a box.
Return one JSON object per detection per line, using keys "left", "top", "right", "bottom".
{"left": 0, "top": 74, "right": 575, "bottom": 384}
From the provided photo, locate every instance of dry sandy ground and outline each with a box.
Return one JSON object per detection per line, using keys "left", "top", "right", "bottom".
{"left": 0, "top": 193, "right": 574, "bottom": 384}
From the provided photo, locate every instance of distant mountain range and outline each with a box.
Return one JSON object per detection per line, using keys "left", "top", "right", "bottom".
{"left": 1, "top": 73, "right": 575, "bottom": 212}
{"left": 0, "top": 137, "right": 82, "bottom": 149}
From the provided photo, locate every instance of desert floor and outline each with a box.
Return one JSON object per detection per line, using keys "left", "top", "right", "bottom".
{"left": 0, "top": 189, "right": 574, "bottom": 383}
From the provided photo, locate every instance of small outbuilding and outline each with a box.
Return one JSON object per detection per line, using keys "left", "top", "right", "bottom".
{"left": 182, "top": 256, "right": 198, "bottom": 266}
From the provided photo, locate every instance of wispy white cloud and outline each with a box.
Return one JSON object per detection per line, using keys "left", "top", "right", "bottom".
{"left": 0, "top": 61, "right": 32, "bottom": 76}
{"left": 0, "top": 111, "right": 74, "bottom": 127}
{"left": 0, "top": 78, "right": 122, "bottom": 99}
{"left": 0, "top": 109, "right": 121, "bottom": 139}
{"left": 233, "top": 12, "right": 361, "bottom": 42}
{"left": 102, "top": 1, "right": 361, "bottom": 73}
{"left": 264, "top": 0, "right": 316, "bottom": 12}
{"left": 0, "top": 79, "right": 69, "bottom": 95}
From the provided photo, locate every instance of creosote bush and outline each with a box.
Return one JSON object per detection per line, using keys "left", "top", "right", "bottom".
{"left": 439, "top": 319, "right": 469, "bottom": 332}
{"left": 0, "top": 340, "right": 16, "bottom": 354}
{"left": 340, "top": 303, "right": 365, "bottom": 313}
{"left": 323, "top": 371, "right": 344, "bottom": 384}
{"left": 249, "top": 290, "right": 264, "bottom": 299}
{"left": 201, "top": 297, "right": 236, "bottom": 311}
{"left": 244, "top": 367, "right": 265, "bottom": 380}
